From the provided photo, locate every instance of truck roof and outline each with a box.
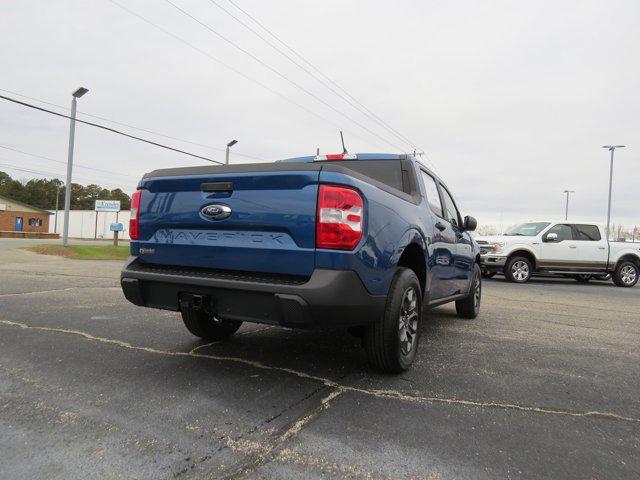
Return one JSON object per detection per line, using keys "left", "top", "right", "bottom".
{"left": 141, "top": 153, "right": 425, "bottom": 181}
{"left": 278, "top": 153, "right": 405, "bottom": 163}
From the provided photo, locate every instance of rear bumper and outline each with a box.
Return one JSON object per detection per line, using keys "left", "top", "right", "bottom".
{"left": 120, "top": 257, "right": 385, "bottom": 328}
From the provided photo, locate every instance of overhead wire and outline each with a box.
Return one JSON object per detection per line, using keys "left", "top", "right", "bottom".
{"left": 0, "top": 87, "right": 266, "bottom": 162}
{"left": 224, "top": 0, "right": 439, "bottom": 170}
{"left": 0, "top": 94, "right": 224, "bottom": 165}
{"left": 107, "top": 0, "right": 378, "bottom": 150}
{"left": 161, "top": 0, "right": 405, "bottom": 152}
{"left": 209, "top": 0, "right": 418, "bottom": 151}
{"left": 0, "top": 161, "right": 136, "bottom": 191}
{"left": 0, "top": 144, "right": 138, "bottom": 181}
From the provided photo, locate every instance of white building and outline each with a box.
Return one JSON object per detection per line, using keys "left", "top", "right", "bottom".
{"left": 48, "top": 210, "right": 132, "bottom": 240}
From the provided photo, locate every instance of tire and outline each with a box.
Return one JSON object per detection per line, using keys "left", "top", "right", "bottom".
{"left": 181, "top": 307, "right": 242, "bottom": 340}
{"left": 504, "top": 256, "right": 533, "bottom": 283}
{"left": 456, "top": 264, "right": 482, "bottom": 319}
{"left": 482, "top": 270, "right": 496, "bottom": 279}
{"left": 612, "top": 261, "right": 639, "bottom": 288}
{"left": 574, "top": 274, "right": 592, "bottom": 283}
{"left": 364, "top": 267, "right": 422, "bottom": 373}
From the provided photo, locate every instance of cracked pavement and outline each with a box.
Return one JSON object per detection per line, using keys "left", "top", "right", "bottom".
{"left": 0, "top": 240, "right": 638, "bottom": 479}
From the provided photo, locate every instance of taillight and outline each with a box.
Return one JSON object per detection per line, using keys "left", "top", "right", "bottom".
{"left": 316, "top": 185, "right": 363, "bottom": 250}
{"left": 129, "top": 190, "right": 142, "bottom": 240}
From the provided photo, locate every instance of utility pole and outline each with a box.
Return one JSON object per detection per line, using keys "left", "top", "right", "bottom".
{"left": 54, "top": 183, "right": 61, "bottom": 233}
{"left": 62, "top": 87, "right": 89, "bottom": 246}
{"left": 563, "top": 190, "right": 574, "bottom": 220}
{"left": 602, "top": 145, "right": 625, "bottom": 241}
{"left": 225, "top": 139, "right": 238, "bottom": 165}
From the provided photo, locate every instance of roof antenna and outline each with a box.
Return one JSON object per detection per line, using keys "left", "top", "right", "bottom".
{"left": 340, "top": 131, "right": 347, "bottom": 154}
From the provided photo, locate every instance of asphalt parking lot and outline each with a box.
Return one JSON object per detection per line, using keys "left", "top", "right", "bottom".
{"left": 0, "top": 240, "right": 638, "bottom": 479}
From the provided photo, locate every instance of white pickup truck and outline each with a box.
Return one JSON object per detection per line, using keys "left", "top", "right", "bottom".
{"left": 476, "top": 221, "right": 640, "bottom": 287}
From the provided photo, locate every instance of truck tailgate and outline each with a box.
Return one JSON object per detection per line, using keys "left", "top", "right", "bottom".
{"left": 135, "top": 164, "right": 321, "bottom": 277}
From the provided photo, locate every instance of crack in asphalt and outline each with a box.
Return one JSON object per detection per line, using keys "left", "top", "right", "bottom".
{"left": 221, "top": 388, "right": 343, "bottom": 480}
{"left": 0, "top": 268, "right": 117, "bottom": 280}
{"left": 1, "top": 318, "right": 638, "bottom": 425}
{"left": 0, "top": 286, "right": 121, "bottom": 298}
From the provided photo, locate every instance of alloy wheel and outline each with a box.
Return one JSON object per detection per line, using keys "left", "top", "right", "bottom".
{"left": 512, "top": 261, "right": 530, "bottom": 281}
{"left": 620, "top": 265, "right": 638, "bottom": 286}
{"left": 474, "top": 273, "right": 482, "bottom": 312}
{"left": 399, "top": 287, "right": 419, "bottom": 355}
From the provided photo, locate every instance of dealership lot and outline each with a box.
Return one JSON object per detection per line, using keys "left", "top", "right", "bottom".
{"left": 0, "top": 241, "right": 638, "bottom": 479}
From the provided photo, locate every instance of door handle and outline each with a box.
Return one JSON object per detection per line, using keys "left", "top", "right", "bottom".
{"left": 598, "top": 246, "right": 606, "bottom": 250}
{"left": 435, "top": 221, "right": 447, "bottom": 231}
{"left": 569, "top": 245, "right": 577, "bottom": 249}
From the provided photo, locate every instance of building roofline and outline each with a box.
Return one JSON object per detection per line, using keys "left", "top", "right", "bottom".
{"left": 0, "top": 194, "right": 53, "bottom": 214}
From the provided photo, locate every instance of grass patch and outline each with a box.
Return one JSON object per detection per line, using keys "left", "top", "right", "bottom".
{"left": 23, "top": 244, "right": 130, "bottom": 260}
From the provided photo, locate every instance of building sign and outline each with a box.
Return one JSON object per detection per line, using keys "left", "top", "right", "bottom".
{"left": 95, "top": 200, "right": 121, "bottom": 212}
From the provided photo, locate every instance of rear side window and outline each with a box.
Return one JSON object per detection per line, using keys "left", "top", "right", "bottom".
{"left": 574, "top": 224, "right": 601, "bottom": 241}
{"left": 336, "top": 160, "right": 403, "bottom": 192}
{"left": 420, "top": 171, "right": 443, "bottom": 216}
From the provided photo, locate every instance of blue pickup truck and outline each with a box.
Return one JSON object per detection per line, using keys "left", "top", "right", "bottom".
{"left": 121, "top": 153, "right": 481, "bottom": 372}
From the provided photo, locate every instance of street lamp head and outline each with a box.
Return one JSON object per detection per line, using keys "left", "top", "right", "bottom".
{"left": 602, "top": 145, "right": 625, "bottom": 150}
{"left": 227, "top": 139, "right": 238, "bottom": 148}
{"left": 72, "top": 87, "right": 89, "bottom": 98}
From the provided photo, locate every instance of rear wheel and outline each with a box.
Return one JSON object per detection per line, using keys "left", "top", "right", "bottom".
{"left": 181, "top": 307, "right": 242, "bottom": 340}
{"left": 504, "top": 256, "right": 532, "bottom": 283}
{"left": 574, "top": 274, "right": 592, "bottom": 283}
{"left": 364, "top": 267, "right": 422, "bottom": 373}
{"left": 456, "top": 264, "right": 482, "bottom": 319}
{"left": 613, "top": 261, "right": 639, "bottom": 288}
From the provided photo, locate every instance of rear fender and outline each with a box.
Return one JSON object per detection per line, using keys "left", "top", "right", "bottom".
{"left": 391, "top": 229, "right": 427, "bottom": 290}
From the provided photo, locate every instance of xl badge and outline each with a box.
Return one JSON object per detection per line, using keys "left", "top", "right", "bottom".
{"left": 200, "top": 204, "right": 232, "bottom": 221}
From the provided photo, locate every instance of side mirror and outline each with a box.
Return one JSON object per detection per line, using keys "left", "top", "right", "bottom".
{"left": 544, "top": 232, "right": 558, "bottom": 242}
{"left": 463, "top": 215, "right": 477, "bottom": 231}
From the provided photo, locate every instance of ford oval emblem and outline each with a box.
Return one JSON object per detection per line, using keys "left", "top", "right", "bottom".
{"left": 200, "top": 204, "right": 231, "bottom": 221}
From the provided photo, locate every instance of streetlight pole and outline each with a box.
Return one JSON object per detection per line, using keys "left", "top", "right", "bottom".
{"left": 563, "top": 190, "right": 574, "bottom": 220}
{"left": 62, "top": 87, "right": 89, "bottom": 247}
{"left": 602, "top": 145, "right": 625, "bottom": 241}
{"left": 225, "top": 139, "right": 238, "bottom": 165}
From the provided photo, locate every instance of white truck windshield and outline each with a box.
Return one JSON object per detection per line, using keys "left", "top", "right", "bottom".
{"left": 504, "top": 222, "right": 550, "bottom": 236}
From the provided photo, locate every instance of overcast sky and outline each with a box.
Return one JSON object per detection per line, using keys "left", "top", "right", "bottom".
{"left": 2, "top": 0, "right": 638, "bottom": 226}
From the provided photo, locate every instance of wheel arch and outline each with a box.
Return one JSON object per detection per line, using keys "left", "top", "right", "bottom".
{"left": 615, "top": 253, "right": 640, "bottom": 270}
{"left": 392, "top": 229, "right": 427, "bottom": 296}
{"left": 507, "top": 249, "right": 538, "bottom": 270}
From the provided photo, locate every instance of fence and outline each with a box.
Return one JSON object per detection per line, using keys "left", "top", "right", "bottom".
{"left": 48, "top": 210, "right": 131, "bottom": 240}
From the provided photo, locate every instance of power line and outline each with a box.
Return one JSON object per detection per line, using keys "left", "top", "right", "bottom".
{"left": 0, "top": 144, "right": 138, "bottom": 181}
{"left": 107, "top": 0, "right": 375, "bottom": 149}
{"left": 0, "top": 87, "right": 266, "bottom": 162}
{"left": 0, "top": 94, "right": 224, "bottom": 165}
{"left": 0, "top": 161, "right": 135, "bottom": 190}
{"left": 161, "top": 0, "right": 405, "bottom": 151}
{"left": 210, "top": 0, "right": 419, "bottom": 151}
{"left": 224, "top": 0, "right": 439, "bottom": 171}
